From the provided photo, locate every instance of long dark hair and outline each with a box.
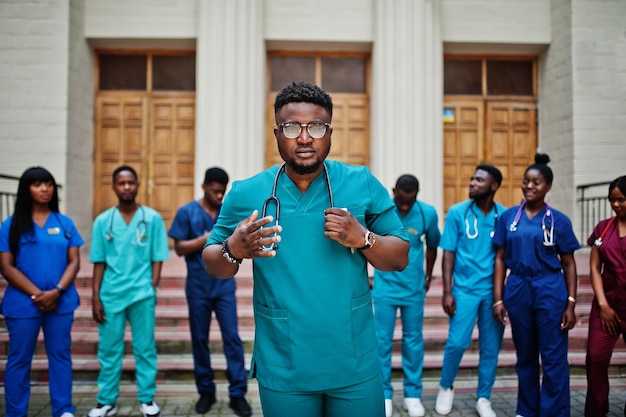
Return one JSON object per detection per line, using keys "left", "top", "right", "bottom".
{"left": 8, "top": 167, "right": 60, "bottom": 255}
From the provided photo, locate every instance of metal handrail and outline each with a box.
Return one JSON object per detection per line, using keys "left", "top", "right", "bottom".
{"left": 0, "top": 174, "right": 19, "bottom": 223}
{"left": 577, "top": 181, "right": 612, "bottom": 246}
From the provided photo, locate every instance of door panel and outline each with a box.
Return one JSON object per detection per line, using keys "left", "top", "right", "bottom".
{"left": 149, "top": 97, "right": 195, "bottom": 228}
{"left": 327, "top": 94, "right": 369, "bottom": 166}
{"left": 443, "top": 100, "right": 484, "bottom": 212}
{"left": 94, "top": 95, "right": 149, "bottom": 215}
{"left": 485, "top": 102, "right": 536, "bottom": 208}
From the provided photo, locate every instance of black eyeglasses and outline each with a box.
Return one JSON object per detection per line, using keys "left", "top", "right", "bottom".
{"left": 276, "top": 122, "right": 330, "bottom": 139}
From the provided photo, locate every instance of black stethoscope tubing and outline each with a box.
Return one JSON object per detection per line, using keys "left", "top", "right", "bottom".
{"left": 105, "top": 205, "right": 147, "bottom": 242}
{"left": 260, "top": 162, "right": 334, "bottom": 250}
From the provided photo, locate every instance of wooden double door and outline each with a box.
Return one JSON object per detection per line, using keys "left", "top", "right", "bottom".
{"left": 443, "top": 98, "right": 537, "bottom": 212}
{"left": 93, "top": 93, "right": 195, "bottom": 230}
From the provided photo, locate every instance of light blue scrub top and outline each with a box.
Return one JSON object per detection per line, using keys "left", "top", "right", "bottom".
{"left": 373, "top": 200, "right": 440, "bottom": 304}
{"left": 439, "top": 200, "right": 506, "bottom": 295}
{"left": 0, "top": 213, "right": 84, "bottom": 318}
{"left": 207, "top": 161, "right": 408, "bottom": 392}
{"left": 168, "top": 200, "right": 235, "bottom": 298}
{"left": 90, "top": 205, "right": 169, "bottom": 314}
{"left": 492, "top": 204, "right": 580, "bottom": 276}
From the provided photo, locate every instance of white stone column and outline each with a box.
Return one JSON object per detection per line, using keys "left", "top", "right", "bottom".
{"left": 195, "top": 0, "right": 265, "bottom": 191}
{"left": 371, "top": 0, "right": 443, "bottom": 209}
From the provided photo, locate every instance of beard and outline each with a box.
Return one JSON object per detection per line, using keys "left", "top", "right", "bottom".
{"left": 287, "top": 157, "right": 323, "bottom": 175}
{"left": 469, "top": 188, "right": 492, "bottom": 202}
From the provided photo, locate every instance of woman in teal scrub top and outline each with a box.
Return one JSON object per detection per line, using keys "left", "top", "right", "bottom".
{"left": 0, "top": 167, "right": 84, "bottom": 417}
{"left": 203, "top": 82, "right": 409, "bottom": 417}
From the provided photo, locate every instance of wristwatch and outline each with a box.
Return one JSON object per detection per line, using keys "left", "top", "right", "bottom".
{"left": 357, "top": 230, "right": 376, "bottom": 251}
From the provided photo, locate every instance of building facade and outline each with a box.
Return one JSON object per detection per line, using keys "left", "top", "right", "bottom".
{"left": 0, "top": 0, "right": 624, "bottom": 245}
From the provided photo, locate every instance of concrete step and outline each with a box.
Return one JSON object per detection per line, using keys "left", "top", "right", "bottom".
{"left": 2, "top": 249, "right": 624, "bottom": 384}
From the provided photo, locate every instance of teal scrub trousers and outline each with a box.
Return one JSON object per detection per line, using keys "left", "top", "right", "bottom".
{"left": 258, "top": 373, "right": 385, "bottom": 417}
{"left": 96, "top": 296, "right": 157, "bottom": 405}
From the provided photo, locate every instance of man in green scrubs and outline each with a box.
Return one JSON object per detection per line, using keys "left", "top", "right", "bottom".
{"left": 203, "top": 81, "right": 409, "bottom": 417}
{"left": 88, "top": 166, "right": 169, "bottom": 417}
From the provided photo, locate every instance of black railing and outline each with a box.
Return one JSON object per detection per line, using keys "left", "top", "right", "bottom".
{"left": 0, "top": 174, "right": 19, "bottom": 224}
{"left": 577, "top": 181, "right": 612, "bottom": 246}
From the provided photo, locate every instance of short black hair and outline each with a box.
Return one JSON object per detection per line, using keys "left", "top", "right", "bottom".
{"left": 525, "top": 153, "right": 553, "bottom": 184}
{"left": 112, "top": 165, "right": 138, "bottom": 183}
{"left": 274, "top": 81, "right": 333, "bottom": 119}
{"left": 203, "top": 167, "right": 229, "bottom": 185}
{"left": 476, "top": 164, "right": 503, "bottom": 186}
{"left": 395, "top": 174, "right": 419, "bottom": 193}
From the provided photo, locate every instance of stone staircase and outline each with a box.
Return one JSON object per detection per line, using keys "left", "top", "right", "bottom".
{"left": 1, "top": 250, "right": 625, "bottom": 387}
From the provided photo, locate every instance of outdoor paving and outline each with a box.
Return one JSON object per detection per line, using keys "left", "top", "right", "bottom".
{"left": 3, "top": 375, "right": 625, "bottom": 417}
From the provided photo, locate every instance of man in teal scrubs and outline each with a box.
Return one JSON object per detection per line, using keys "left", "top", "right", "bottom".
{"left": 88, "top": 166, "right": 169, "bottom": 417}
{"left": 373, "top": 175, "right": 440, "bottom": 417}
{"left": 203, "top": 81, "right": 410, "bottom": 417}
{"left": 436, "top": 165, "right": 506, "bottom": 417}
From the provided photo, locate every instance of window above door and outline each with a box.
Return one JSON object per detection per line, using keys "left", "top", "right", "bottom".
{"left": 444, "top": 57, "right": 536, "bottom": 97}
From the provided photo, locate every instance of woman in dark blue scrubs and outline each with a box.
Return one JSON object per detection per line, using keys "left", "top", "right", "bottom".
{"left": 0, "top": 167, "right": 84, "bottom": 417}
{"left": 492, "top": 154, "right": 580, "bottom": 417}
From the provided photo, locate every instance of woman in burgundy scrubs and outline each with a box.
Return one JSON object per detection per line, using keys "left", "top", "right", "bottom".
{"left": 585, "top": 175, "right": 626, "bottom": 417}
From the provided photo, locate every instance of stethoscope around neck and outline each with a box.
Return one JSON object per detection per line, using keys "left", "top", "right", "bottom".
{"left": 260, "top": 162, "right": 334, "bottom": 251}
{"left": 105, "top": 205, "right": 148, "bottom": 247}
{"left": 464, "top": 201, "right": 499, "bottom": 239}
{"left": 509, "top": 200, "right": 556, "bottom": 247}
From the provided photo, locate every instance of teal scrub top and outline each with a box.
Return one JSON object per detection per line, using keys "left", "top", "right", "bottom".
{"left": 439, "top": 199, "right": 506, "bottom": 295}
{"left": 90, "top": 205, "right": 169, "bottom": 314}
{"left": 207, "top": 161, "right": 408, "bottom": 392}
{"left": 373, "top": 200, "right": 440, "bottom": 304}
{"left": 0, "top": 213, "right": 84, "bottom": 318}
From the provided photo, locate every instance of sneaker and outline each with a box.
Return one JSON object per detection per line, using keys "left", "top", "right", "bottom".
{"left": 385, "top": 399, "right": 393, "bottom": 417}
{"left": 195, "top": 392, "right": 216, "bottom": 414}
{"left": 60, "top": 413, "right": 75, "bottom": 417}
{"left": 475, "top": 398, "right": 496, "bottom": 417}
{"left": 140, "top": 401, "right": 161, "bottom": 417}
{"left": 435, "top": 386, "right": 454, "bottom": 415}
{"left": 404, "top": 398, "right": 425, "bottom": 417}
{"left": 229, "top": 396, "right": 252, "bottom": 417}
{"left": 87, "top": 403, "right": 118, "bottom": 417}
